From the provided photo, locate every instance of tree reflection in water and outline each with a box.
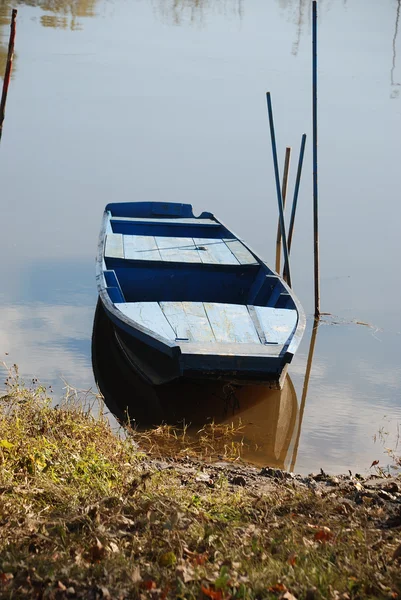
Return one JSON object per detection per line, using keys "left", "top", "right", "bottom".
{"left": 153, "top": 0, "right": 243, "bottom": 26}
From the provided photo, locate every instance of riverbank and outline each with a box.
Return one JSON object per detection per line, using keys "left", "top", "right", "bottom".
{"left": 1, "top": 372, "right": 400, "bottom": 599}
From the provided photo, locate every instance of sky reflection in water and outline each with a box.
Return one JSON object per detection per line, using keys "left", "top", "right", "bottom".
{"left": 0, "top": 0, "right": 400, "bottom": 474}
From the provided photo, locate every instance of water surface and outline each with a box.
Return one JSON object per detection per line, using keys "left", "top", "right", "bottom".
{"left": 1, "top": 0, "right": 400, "bottom": 474}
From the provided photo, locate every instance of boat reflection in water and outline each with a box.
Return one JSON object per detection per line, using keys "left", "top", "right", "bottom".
{"left": 92, "top": 299, "right": 302, "bottom": 471}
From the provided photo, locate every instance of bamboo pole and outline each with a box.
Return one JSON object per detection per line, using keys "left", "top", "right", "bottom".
{"left": 275, "top": 146, "right": 291, "bottom": 274}
{"left": 0, "top": 9, "right": 17, "bottom": 140}
{"left": 312, "top": 0, "right": 320, "bottom": 317}
{"left": 289, "top": 317, "right": 319, "bottom": 472}
{"left": 287, "top": 133, "right": 307, "bottom": 255}
{"left": 266, "top": 92, "right": 292, "bottom": 288}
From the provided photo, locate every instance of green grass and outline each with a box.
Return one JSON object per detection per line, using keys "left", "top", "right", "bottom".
{"left": 0, "top": 366, "right": 400, "bottom": 599}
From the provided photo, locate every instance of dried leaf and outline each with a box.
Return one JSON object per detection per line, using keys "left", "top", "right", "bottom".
{"left": 176, "top": 564, "right": 196, "bottom": 583}
{"left": 57, "top": 581, "right": 67, "bottom": 591}
{"left": 109, "top": 541, "right": 119, "bottom": 553}
{"left": 268, "top": 583, "right": 287, "bottom": 593}
{"left": 370, "top": 460, "right": 380, "bottom": 468}
{"left": 314, "top": 529, "right": 333, "bottom": 542}
{"left": 201, "top": 585, "right": 223, "bottom": 600}
{"left": 0, "top": 572, "right": 14, "bottom": 585}
{"left": 142, "top": 580, "right": 157, "bottom": 591}
{"left": 287, "top": 553, "right": 297, "bottom": 566}
{"left": 393, "top": 543, "right": 401, "bottom": 561}
{"left": 88, "top": 539, "right": 106, "bottom": 562}
{"left": 303, "top": 536, "right": 315, "bottom": 548}
{"left": 130, "top": 566, "right": 142, "bottom": 584}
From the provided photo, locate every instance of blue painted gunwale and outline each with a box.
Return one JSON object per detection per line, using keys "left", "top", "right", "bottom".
{"left": 96, "top": 202, "right": 306, "bottom": 386}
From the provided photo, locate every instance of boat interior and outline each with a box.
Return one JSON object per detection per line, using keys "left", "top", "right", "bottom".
{"left": 100, "top": 203, "right": 298, "bottom": 347}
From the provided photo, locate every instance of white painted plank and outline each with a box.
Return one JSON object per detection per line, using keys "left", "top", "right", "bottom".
{"left": 160, "top": 302, "right": 215, "bottom": 343}
{"left": 115, "top": 302, "right": 176, "bottom": 340}
{"left": 155, "top": 237, "right": 202, "bottom": 263}
{"left": 111, "top": 217, "right": 219, "bottom": 227}
{"left": 123, "top": 235, "right": 161, "bottom": 261}
{"left": 223, "top": 239, "right": 258, "bottom": 265}
{"left": 254, "top": 307, "right": 298, "bottom": 345}
{"left": 203, "top": 303, "right": 260, "bottom": 344}
{"left": 105, "top": 233, "right": 124, "bottom": 259}
{"left": 180, "top": 342, "right": 283, "bottom": 357}
{"left": 193, "top": 238, "right": 239, "bottom": 265}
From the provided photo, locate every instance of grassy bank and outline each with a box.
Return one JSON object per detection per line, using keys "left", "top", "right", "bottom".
{"left": 1, "top": 369, "right": 400, "bottom": 599}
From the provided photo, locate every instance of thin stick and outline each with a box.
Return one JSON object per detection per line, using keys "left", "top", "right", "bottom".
{"left": 0, "top": 9, "right": 17, "bottom": 139}
{"left": 289, "top": 317, "right": 319, "bottom": 472}
{"left": 312, "top": 0, "right": 320, "bottom": 317}
{"left": 275, "top": 146, "right": 291, "bottom": 274}
{"left": 287, "top": 134, "right": 307, "bottom": 255}
{"left": 266, "top": 92, "right": 292, "bottom": 288}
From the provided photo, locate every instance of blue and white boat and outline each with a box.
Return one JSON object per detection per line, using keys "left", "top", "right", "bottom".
{"left": 96, "top": 202, "right": 305, "bottom": 388}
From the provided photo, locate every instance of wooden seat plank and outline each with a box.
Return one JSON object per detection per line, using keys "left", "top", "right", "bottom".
{"left": 123, "top": 235, "right": 161, "bottom": 261}
{"left": 203, "top": 303, "right": 260, "bottom": 344}
{"left": 223, "top": 239, "right": 258, "bottom": 265}
{"left": 115, "top": 302, "right": 176, "bottom": 340}
{"left": 254, "top": 307, "right": 297, "bottom": 345}
{"left": 111, "top": 217, "right": 219, "bottom": 227}
{"left": 160, "top": 301, "right": 215, "bottom": 342}
{"left": 193, "top": 238, "right": 239, "bottom": 265}
{"left": 105, "top": 233, "right": 124, "bottom": 259}
{"left": 155, "top": 237, "right": 202, "bottom": 263}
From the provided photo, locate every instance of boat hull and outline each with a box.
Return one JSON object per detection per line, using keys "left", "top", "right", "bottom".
{"left": 96, "top": 202, "right": 305, "bottom": 390}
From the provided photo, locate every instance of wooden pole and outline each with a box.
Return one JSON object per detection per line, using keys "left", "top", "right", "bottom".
{"left": 287, "top": 134, "right": 307, "bottom": 255}
{"left": 0, "top": 9, "right": 17, "bottom": 140}
{"left": 266, "top": 92, "right": 292, "bottom": 288}
{"left": 312, "top": 0, "right": 320, "bottom": 317}
{"left": 275, "top": 146, "right": 291, "bottom": 274}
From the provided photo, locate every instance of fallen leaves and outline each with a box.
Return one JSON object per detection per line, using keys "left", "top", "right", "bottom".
{"left": 268, "top": 582, "right": 287, "bottom": 593}
{"left": 393, "top": 542, "right": 401, "bottom": 561}
{"left": 314, "top": 528, "right": 333, "bottom": 543}
{"left": 87, "top": 538, "right": 107, "bottom": 563}
{"left": 142, "top": 580, "right": 157, "bottom": 591}
{"left": 201, "top": 585, "right": 225, "bottom": 600}
{"left": 184, "top": 547, "right": 208, "bottom": 566}
{"left": 0, "top": 572, "right": 14, "bottom": 585}
{"left": 306, "top": 524, "right": 333, "bottom": 543}
{"left": 287, "top": 552, "right": 297, "bottom": 566}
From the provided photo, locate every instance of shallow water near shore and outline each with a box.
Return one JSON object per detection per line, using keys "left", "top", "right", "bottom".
{"left": 0, "top": 0, "right": 400, "bottom": 474}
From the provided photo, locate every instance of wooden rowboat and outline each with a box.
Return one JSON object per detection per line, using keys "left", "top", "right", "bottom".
{"left": 96, "top": 202, "right": 305, "bottom": 388}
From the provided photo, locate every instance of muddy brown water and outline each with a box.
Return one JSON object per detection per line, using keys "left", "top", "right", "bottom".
{"left": 0, "top": 0, "right": 400, "bottom": 474}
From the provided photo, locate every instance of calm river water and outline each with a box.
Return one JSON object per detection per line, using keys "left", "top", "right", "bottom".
{"left": 0, "top": 0, "right": 400, "bottom": 474}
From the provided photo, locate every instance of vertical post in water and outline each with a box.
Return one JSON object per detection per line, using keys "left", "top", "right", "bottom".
{"left": 266, "top": 92, "right": 292, "bottom": 288}
{"left": 312, "top": 0, "right": 320, "bottom": 317}
{"left": 0, "top": 9, "right": 17, "bottom": 139}
{"left": 275, "top": 146, "right": 291, "bottom": 274}
{"left": 288, "top": 133, "right": 307, "bottom": 254}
